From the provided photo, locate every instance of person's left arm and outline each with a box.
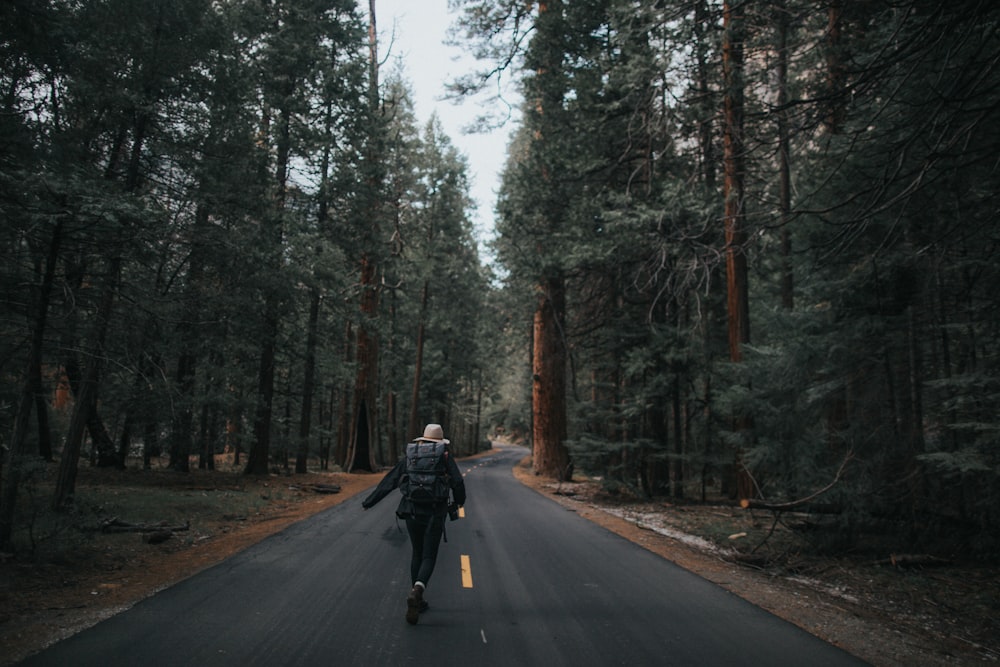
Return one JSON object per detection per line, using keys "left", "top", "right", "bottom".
{"left": 445, "top": 449, "right": 466, "bottom": 506}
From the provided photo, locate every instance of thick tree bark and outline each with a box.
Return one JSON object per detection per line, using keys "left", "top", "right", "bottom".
{"left": 532, "top": 275, "right": 570, "bottom": 479}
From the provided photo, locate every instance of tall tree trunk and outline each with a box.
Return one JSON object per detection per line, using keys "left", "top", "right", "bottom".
{"left": 198, "top": 402, "right": 216, "bottom": 470}
{"left": 475, "top": 367, "right": 483, "bottom": 452}
{"left": 53, "top": 254, "right": 121, "bottom": 508}
{"left": 296, "top": 288, "right": 321, "bottom": 473}
{"left": 346, "top": 0, "right": 383, "bottom": 473}
{"left": 825, "top": 0, "right": 846, "bottom": 134}
{"left": 170, "top": 345, "right": 196, "bottom": 473}
{"left": 34, "top": 389, "right": 53, "bottom": 461}
{"left": 90, "top": 108, "right": 149, "bottom": 470}
{"left": 170, "top": 130, "right": 215, "bottom": 470}
{"left": 527, "top": 0, "right": 570, "bottom": 480}
{"left": 246, "top": 83, "right": 293, "bottom": 475}
{"left": 312, "top": 99, "right": 337, "bottom": 472}
{"left": 347, "top": 256, "right": 379, "bottom": 473}
{"left": 723, "top": 0, "right": 750, "bottom": 362}
{"left": 722, "top": 0, "right": 753, "bottom": 501}
{"left": 318, "top": 385, "right": 330, "bottom": 470}
{"left": 246, "top": 313, "right": 278, "bottom": 475}
{"left": 61, "top": 353, "right": 117, "bottom": 465}
{"left": 408, "top": 280, "right": 429, "bottom": 441}
{"left": 775, "top": 0, "right": 794, "bottom": 310}
{"left": 672, "top": 374, "right": 685, "bottom": 499}
{"left": 335, "top": 320, "right": 353, "bottom": 467}
{"left": 532, "top": 275, "right": 570, "bottom": 479}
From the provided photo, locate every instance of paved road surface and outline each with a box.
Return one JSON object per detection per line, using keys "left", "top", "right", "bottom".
{"left": 20, "top": 445, "right": 868, "bottom": 666}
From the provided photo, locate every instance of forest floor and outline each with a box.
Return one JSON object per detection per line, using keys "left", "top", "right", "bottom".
{"left": 1, "top": 445, "right": 998, "bottom": 666}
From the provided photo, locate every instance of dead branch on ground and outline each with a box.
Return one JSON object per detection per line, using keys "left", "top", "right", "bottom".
{"left": 740, "top": 452, "right": 853, "bottom": 555}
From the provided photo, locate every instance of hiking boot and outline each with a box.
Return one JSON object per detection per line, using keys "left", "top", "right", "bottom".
{"left": 406, "top": 585, "right": 424, "bottom": 625}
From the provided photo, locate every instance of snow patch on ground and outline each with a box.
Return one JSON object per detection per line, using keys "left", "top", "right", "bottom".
{"left": 599, "top": 507, "right": 726, "bottom": 555}
{"left": 786, "top": 576, "right": 860, "bottom": 604}
{"left": 601, "top": 505, "right": 864, "bottom": 606}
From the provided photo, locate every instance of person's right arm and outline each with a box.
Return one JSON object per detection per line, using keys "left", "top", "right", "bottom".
{"left": 361, "top": 460, "right": 404, "bottom": 509}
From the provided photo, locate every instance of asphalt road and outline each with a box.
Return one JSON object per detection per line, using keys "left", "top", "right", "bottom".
{"left": 20, "top": 445, "right": 869, "bottom": 666}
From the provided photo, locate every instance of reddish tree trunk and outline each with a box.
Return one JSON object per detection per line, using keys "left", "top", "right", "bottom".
{"left": 532, "top": 275, "right": 570, "bottom": 479}
{"left": 346, "top": 255, "right": 378, "bottom": 473}
{"left": 723, "top": 0, "right": 753, "bottom": 501}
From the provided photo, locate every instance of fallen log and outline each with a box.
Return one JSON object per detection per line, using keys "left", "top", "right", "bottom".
{"left": 101, "top": 517, "right": 190, "bottom": 534}
{"left": 289, "top": 483, "right": 342, "bottom": 494}
{"left": 143, "top": 530, "right": 173, "bottom": 545}
{"left": 310, "top": 483, "right": 341, "bottom": 494}
{"left": 874, "top": 554, "right": 953, "bottom": 568}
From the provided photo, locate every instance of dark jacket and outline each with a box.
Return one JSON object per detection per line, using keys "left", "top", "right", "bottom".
{"left": 362, "top": 443, "right": 466, "bottom": 518}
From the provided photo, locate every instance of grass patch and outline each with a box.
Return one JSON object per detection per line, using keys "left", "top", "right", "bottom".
{"left": 5, "top": 464, "right": 291, "bottom": 563}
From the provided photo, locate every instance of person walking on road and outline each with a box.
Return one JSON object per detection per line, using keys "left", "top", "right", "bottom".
{"left": 362, "top": 423, "right": 466, "bottom": 625}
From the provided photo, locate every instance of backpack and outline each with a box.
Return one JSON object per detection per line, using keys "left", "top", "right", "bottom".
{"left": 401, "top": 440, "right": 451, "bottom": 505}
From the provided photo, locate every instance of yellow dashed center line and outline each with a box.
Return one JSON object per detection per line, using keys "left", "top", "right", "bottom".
{"left": 460, "top": 554, "right": 473, "bottom": 588}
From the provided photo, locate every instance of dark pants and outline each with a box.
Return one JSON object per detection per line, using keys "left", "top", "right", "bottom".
{"left": 404, "top": 513, "right": 445, "bottom": 587}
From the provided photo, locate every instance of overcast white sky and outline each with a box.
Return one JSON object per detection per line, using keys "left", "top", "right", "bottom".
{"left": 370, "top": 0, "right": 519, "bottom": 254}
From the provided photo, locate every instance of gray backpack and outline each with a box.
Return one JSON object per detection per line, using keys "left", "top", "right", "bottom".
{"left": 401, "top": 440, "right": 451, "bottom": 505}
